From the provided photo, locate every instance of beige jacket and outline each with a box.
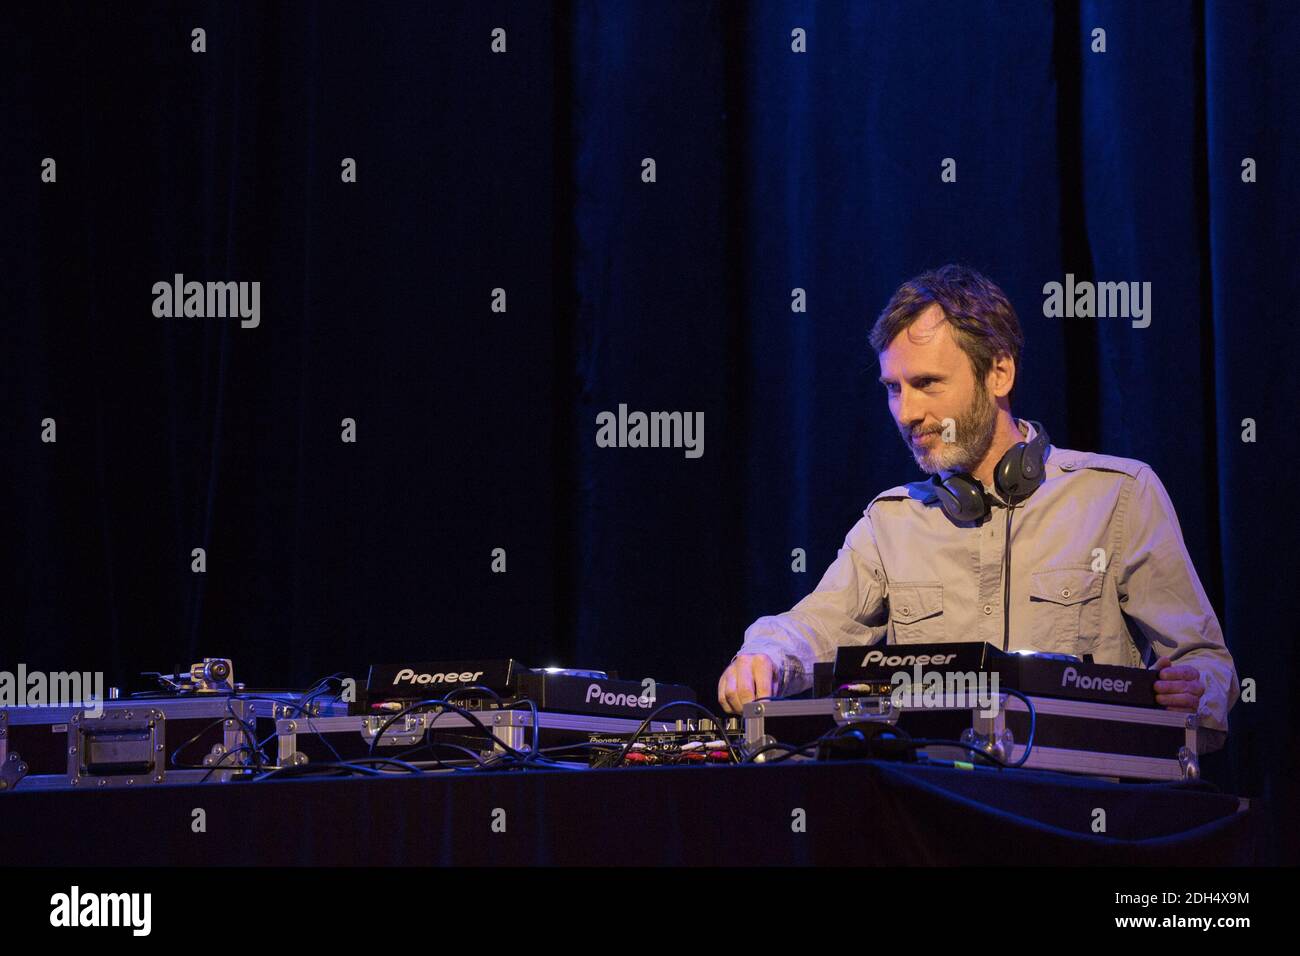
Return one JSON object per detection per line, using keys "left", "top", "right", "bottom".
{"left": 736, "top": 420, "right": 1239, "bottom": 733}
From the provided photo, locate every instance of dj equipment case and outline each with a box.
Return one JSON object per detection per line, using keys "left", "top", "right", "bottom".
{"left": 742, "top": 692, "right": 1207, "bottom": 781}
{"left": 0, "top": 693, "right": 346, "bottom": 792}
{"left": 274, "top": 707, "right": 682, "bottom": 769}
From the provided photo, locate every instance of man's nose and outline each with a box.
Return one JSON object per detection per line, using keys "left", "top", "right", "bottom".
{"left": 896, "top": 388, "right": 924, "bottom": 431}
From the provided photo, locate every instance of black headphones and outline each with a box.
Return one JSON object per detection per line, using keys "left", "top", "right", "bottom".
{"left": 931, "top": 421, "right": 1052, "bottom": 523}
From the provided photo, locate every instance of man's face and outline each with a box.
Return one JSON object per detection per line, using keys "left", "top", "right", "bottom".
{"left": 878, "top": 305, "right": 998, "bottom": 476}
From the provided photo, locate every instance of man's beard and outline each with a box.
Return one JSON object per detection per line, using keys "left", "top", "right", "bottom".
{"left": 900, "top": 382, "right": 999, "bottom": 476}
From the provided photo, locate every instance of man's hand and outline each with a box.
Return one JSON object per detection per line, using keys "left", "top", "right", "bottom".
{"left": 1152, "top": 655, "right": 1205, "bottom": 713}
{"left": 717, "top": 653, "right": 779, "bottom": 715}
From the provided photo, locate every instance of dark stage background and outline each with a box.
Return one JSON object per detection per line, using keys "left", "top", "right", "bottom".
{"left": 2, "top": 1, "right": 1297, "bottom": 862}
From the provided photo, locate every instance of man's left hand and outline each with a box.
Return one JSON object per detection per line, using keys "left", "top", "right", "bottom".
{"left": 1152, "top": 655, "right": 1205, "bottom": 713}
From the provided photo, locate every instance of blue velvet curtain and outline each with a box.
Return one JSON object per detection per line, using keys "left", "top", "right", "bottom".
{"left": 2, "top": 1, "right": 1296, "bottom": 861}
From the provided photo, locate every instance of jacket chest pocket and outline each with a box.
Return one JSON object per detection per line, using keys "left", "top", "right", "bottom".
{"left": 888, "top": 582, "right": 945, "bottom": 643}
{"left": 1028, "top": 567, "right": 1103, "bottom": 654}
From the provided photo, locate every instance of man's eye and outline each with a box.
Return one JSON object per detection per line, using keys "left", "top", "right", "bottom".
{"left": 883, "top": 383, "right": 900, "bottom": 394}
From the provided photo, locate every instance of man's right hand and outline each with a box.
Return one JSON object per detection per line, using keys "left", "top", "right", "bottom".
{"left": 717, "top": 653, "right": 779, "bottom": 715}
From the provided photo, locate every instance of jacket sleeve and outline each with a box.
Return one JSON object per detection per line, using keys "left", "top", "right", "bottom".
{"left": 734, "top": 510, "right": 890, "bottom": 695}
{"left": 1116, "top": 466, "right": 1239, "bottom": 733}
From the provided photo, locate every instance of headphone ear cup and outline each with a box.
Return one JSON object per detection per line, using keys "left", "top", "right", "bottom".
{"left": 993, "top": 445, "right": 1028, "bottom": 500}
{"left": 934, "top": 474, "right": 988, "bottom": 523}
{"left": 995, "top": 433, "right": 1048, "bottom": 503}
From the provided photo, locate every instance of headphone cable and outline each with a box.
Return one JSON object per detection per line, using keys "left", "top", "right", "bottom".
{"left": 1002, "top": 502, "right": 1015, "bottom": 651}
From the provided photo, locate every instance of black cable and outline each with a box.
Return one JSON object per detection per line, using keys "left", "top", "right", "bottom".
{"left": 260, "top": 684, "right": 551, "bottom": 774}
{"left": 362, "top": 686, "right": 529, "bottom": 772}
{"left": 603, "top": 700, "right": 740, "bottom": 769}
{"left": 234, "top": 682, "right": 345, "bottom": 722}
{"left": 253, "top": 752, "right": 429, "bottom": 782}
{"left": 236, "top": 673, "right": 354, "bottom": 720}
{"left": 253, "top": 762, "right": 387, "bottom": 782}
{"left": 389, "top": 739, "right": 499, "bottom": 771}
{"left": 901, "top": 738, "right": 1012, "bottom": 767}
{"left": 743, "top": 721, "right": 897, "bottom": 766}
{"left": 442, "top": 690, "right": 544, "bottom": 767}
{"left": 792, "top": 723, "right": 990, "bottom": 766}
{"left": 913, "top": 755, "right": 1000, "bottom": 771}
{"left": 226, "top": 676, "right": 353, "bottom": 775}
{"left": 1002, "top": 503, "right": 1014, "bottom": 651}
{"left": 402, "top": 758, "right": 496, "bottom": 772}
{"left": 168, "top": 716, "right": 230, "bottom": 769}
{"left": 997, "top": 687, "right": 1036, "bottom": 768}
{"left": 336, "top": 756, "right": 423, "bottom": 773}
{"left": 367, "top": 698, "right": 530, "bottom": 762}
{"left": 442, "top": 685, "right": 505, "bottom": 704}
{"left": 537, "top": 742, "right": 624, "bottom": 756}
{"left": 170, "top": 697, "right": 278, "bottom": 772}
{"left": 234, "top": 675, "right": 358, "bottom": 770}
{"left": 821, "top": 720, "right": 917, "bottom": 760}
{"left": 743, "top": 741, "right": 819, "bottom": 763}
{"left": 300, "top": 709, "right": 347, "bottom": 766}
{"left": 175, "top": 699, "right": 270, "bottom": 774}
{"left": 476, "top": 750, "right": 573, "bottom": 772}
{"left": 899, "top": 686, "right": 1037, "bottom": 768}
{"left": 749, "top": 683, "right": 1038, "bottom": 770}
{"left": 223, "top": 698, "right": 266, "bottom": 770}
{"left": 411, "top": 695, "right": 538, "bottom": 770}
{"left": 197, "top": 746, "right": 264, "bottom": 782}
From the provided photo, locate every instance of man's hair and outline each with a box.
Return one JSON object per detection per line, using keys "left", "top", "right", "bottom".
{"left": 868, "top": 264, "right": 1024, "bottom": 394}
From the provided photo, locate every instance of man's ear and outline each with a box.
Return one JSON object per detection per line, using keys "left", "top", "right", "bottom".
{"left": 987, "top": 352, "right": 1015, "bottom": 399}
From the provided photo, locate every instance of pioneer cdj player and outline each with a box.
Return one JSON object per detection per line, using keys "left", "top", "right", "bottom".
{"left": 361, "top": 659, "right": 697, "bottom": 720}
{"left": 816, "top": 641, "right": 1159, "bottom": 708}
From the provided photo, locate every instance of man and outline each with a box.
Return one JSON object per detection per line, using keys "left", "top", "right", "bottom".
{"left": 717, "top": 264, "right": 1238, "bottom": 737}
